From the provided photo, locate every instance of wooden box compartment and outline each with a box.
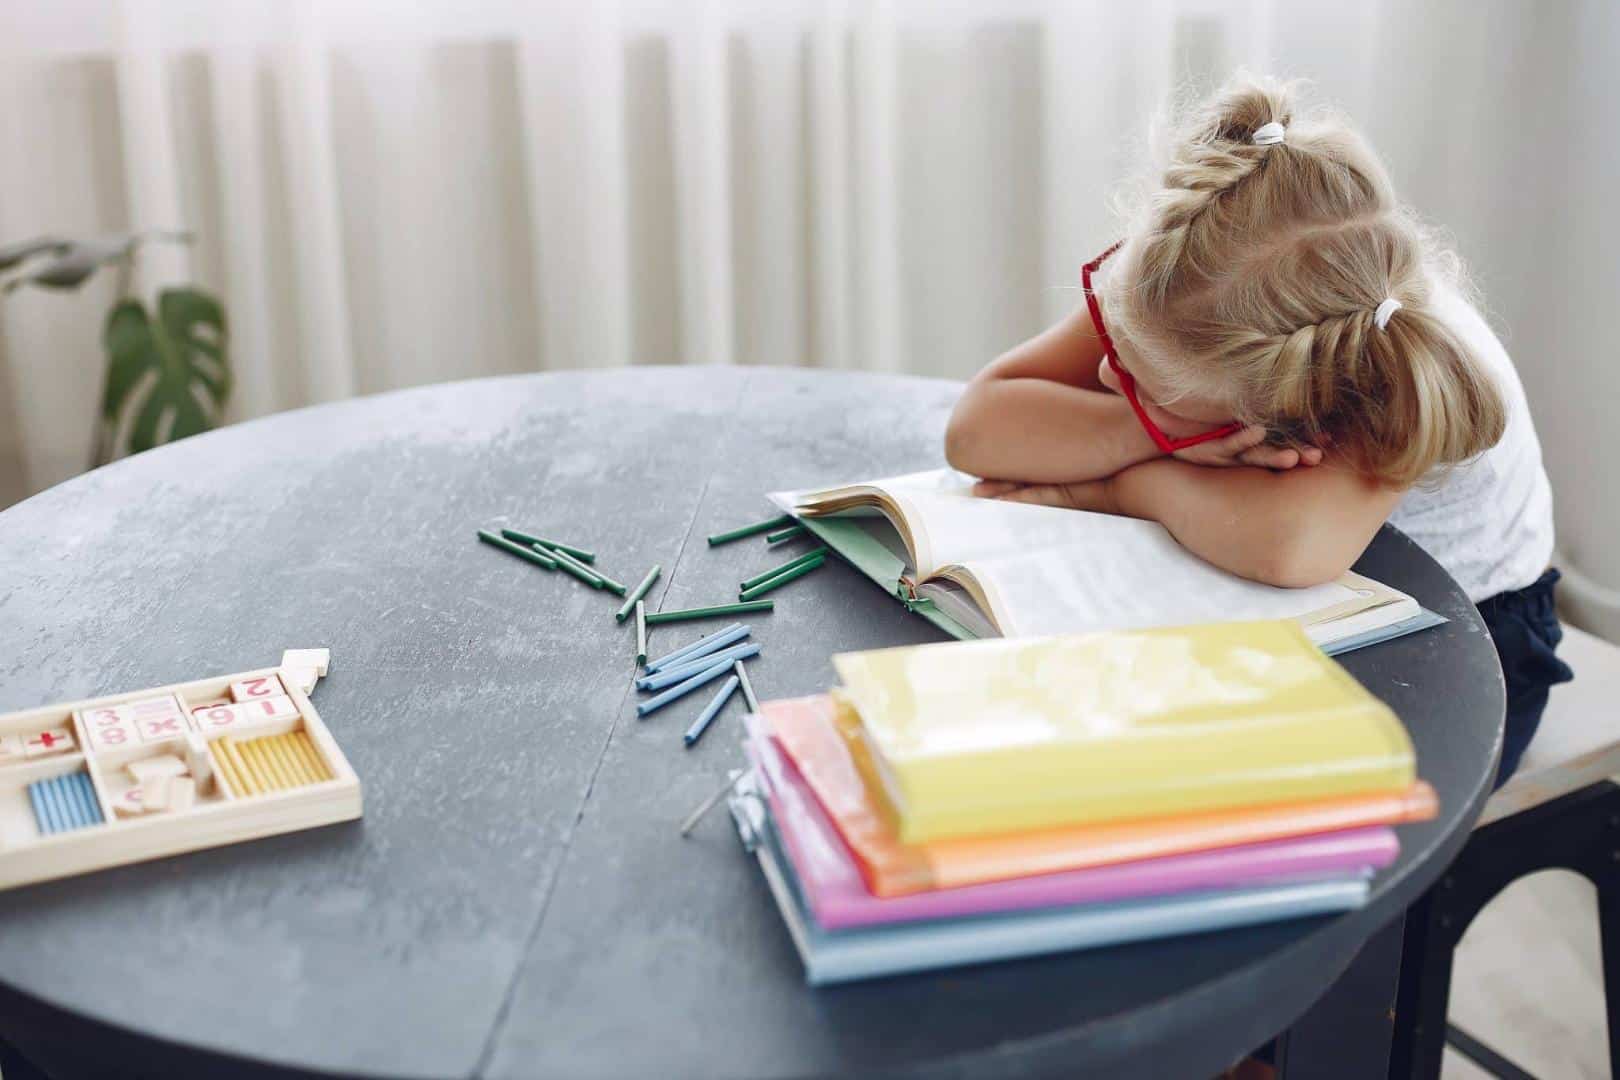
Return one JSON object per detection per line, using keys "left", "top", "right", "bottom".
{"left": 0, "top": 664, "right": 360, "bottom": 891}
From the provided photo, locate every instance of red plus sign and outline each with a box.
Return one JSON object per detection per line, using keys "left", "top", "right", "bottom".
{"left": 29, "top": 731, "right": 64, "bottom": 749}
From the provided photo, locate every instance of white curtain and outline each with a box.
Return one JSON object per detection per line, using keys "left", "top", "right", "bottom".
{"left": 2, "top": 0, "right": 1616, "bottom": 630}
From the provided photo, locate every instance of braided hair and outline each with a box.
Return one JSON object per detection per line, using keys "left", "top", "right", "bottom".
{"left": 1100, "top": 75, "right": 1504, "bottom": 486}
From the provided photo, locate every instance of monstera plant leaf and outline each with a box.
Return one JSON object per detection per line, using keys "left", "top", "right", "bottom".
{"left": 100, "top": 287, "right": 230, "bottom": 457}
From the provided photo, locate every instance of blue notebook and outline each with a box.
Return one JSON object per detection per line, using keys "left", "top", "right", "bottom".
{"left": 728, "top": 772, "right": 1371, "bottom": 987}
{"left": 769, "top": 469, "right": 1444, "bottom": 653}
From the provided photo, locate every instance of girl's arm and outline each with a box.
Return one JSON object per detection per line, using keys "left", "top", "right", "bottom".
{"left": 945, "top": 306, "right": 1160, "bottom": 484}
{"left": 983, "top": 460, "right": 1404, "bottom": 588}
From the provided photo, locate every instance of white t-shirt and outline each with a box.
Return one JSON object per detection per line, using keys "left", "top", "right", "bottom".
{"left": 1386, "top": 283, "right": 1555, "bottom": 603}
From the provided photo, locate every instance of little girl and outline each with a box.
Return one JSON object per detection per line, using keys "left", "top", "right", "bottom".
{"left": 946, "top": 74, "right": 1570, "bottom": 784}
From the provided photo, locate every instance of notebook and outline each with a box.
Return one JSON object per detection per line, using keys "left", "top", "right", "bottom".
{"left": 769, "top": 468, "right": 1445, "bottom": 650}
{"left": 728, "top": 770, "right": 1371, "bottom": 987}
{"left": 762, "top": 693, "right": 1436, "bottom": 897}
{"left": 829, "top": 621, "right": 1418, "bottom": 842}
{"left": 745, "top": 716, "right": 1395, "bottom": 930}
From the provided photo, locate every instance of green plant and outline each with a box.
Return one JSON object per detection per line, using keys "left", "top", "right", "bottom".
{"left": 0, "top": 232, "right": 230, "bottom": 467}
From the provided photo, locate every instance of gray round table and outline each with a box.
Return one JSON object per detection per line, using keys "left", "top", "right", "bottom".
{"left": 0, "top": 368, "right": 1503, "bottom": 1079}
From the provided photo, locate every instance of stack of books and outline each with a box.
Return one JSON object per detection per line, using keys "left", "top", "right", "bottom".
{"left": 728, "top": 620, "right": 1437, "bottom": 986}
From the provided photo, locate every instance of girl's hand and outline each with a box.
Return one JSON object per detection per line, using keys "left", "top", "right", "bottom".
{"left": 1171, "top": 425, "right": 1324, "bottom": 470}
{"left": 970, "top": 478, "right": 1119, "bottom": 515}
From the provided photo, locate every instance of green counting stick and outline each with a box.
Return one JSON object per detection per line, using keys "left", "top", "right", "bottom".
{"left": 615, "top": 564, "right": 662, "bottom": 622}
{"left": 588, "top": 563, "right": 630, "bottom": 597}
{"left": 734, "top": 660, "right": 761, "bottom": 714}
{"left": 644, "top": 600, "right": 774, "bottom": 625}
{"left": 548, "top": 547, "right": 607, "bottom": 589}
{"left": 636, "top": 657, "right": 736, "bottom": 717}
{"left": 478, "top": 529, "right": 558, "bottom": 570}
{"left": 684, "top": 674, "right": 740, "bottom": 747}
{"left": 644, "top": 623, "right": 747, "bottom": 673}
{"left": 739, "top": 553, "right": 825, "bottom": 601}
{"left": 765, "top": 524, "right": 806, "bottom": 544}
{"left": 707, "top": 513, "right": 793, "bottom": 547}
{"left": 635, "top": 601, "right": 648, "bottom": 665}
{"left": 740, "top": 547, "right": 828, "bottom": 591}
{"left": 500, "top": 528, "right": 595, "bottom": 564}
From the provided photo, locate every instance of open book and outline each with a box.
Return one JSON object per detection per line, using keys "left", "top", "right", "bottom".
{"left": 769, "top": 469, "right": 1443, "bottom": 653}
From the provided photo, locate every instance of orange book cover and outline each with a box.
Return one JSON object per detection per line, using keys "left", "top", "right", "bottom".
{"left": 764, "top": 694, "right": 1437, "bottom": 897}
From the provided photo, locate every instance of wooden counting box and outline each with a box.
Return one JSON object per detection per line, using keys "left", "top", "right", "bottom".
{"left": 0, "top": 658, "right": 360, "bottom": 891}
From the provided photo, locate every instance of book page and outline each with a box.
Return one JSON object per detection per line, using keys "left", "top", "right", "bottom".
{"left": 964, "top": 535, "right": 1358, "bottom": 638}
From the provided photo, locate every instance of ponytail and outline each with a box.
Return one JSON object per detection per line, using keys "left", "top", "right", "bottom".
{"left": 1341, "top": 306, "right": 1506, "bottom": 487}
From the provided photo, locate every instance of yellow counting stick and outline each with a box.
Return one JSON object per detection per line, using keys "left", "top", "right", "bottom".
{"left": 217, "top": 738, "right": 257, "bottom": 797}
{"left": 248, "top": 741, "right": 293, "bottom": 790}
{"left": 209, "top": 740, "right": 243, "bottom": 798}
{"left": 292, "top": 731, "right": 332, "bottom": 782}
{"left": 271, "top": 735, "right": 316, "bottom": 786}
{"left": 231, "top": 739, "right": 274, "bottom": 795}
{"left": 259, "top": 736, "right": 301, "bottom": 788}
{"left": 265, "top": 735, "right": 308, "bottom": 785}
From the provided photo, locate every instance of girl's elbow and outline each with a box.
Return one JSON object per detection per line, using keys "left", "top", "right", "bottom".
{"left": 944, "top": 396, "right": 989, "bottom": 474}
{"left": 1252, "top": 541, "right": 1354, "bottom": 590}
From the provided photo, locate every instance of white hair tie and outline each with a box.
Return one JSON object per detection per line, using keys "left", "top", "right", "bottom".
{"left": 1374, "top": 298, "right": 1403, "bottom": 330}
{"left": 1252, "top": 121, "right": 1286, "bottom": 146}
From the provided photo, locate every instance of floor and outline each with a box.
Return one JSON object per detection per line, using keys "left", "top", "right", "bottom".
{"left": 1444, "top": 868, "right": 1608, "bottom": 1078}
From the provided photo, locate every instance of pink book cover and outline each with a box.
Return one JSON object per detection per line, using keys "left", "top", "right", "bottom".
{"left": 744, "top": 719, "right": 1399, "bottom": 931}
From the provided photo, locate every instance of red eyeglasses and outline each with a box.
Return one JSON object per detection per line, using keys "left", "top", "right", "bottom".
{"left": 1081, "top": 243, "right": 1241, "bottom": 453}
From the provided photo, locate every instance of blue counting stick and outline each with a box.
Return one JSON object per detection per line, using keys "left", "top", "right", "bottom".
{"left": 27, "top": 782, "right": 53, "bottom": 835}
{"left": 83, "top": 775, "right": 105, "bottom": 824}
{"left": 637, "top": 643, "right": 760, "bottom": 692}
{"left": 56, "top": 777, "right": 84, "bottom": 830}
{"left": 644, "top": 623, "right": 748, "bottom": 674}
{"left": 57, "top": 777, "right": 87, "bottom": 830}
{"left": 70, "top": 774, "right": 102, "bottom": 827}
{"left": 684, "top": 675, "right": 740, "bottom": 747}
{"left": 42, "top": 778, "right": 73, "bottom": 832}
{"left": 636, "top": 658, "right": 736, "bottom": 718}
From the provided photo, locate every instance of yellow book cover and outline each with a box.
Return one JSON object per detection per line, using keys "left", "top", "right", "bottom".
{"left": 832, "top": 620, "right": 1416, "bottom": 843}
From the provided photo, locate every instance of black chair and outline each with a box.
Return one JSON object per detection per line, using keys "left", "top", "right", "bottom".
{"left": 1389, "top": 625, "right": 1620, "bottom": 1078}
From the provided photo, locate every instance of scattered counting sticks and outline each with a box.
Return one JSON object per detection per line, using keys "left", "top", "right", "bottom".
{"left": 740, "top": 548, "right": 828, "bottom": 591}
{"left": 478, "top": 529, "right": 558, "bottom": 570}
{"left": 645, "top": 600, "right": 774, "bottom": 625}
{"left": 637, "top": 643, "right": 760, "bottom": 692}
{"left": 500, "top": 528, "right": 596, "bottom": 564}
{"left": 707, "top": 513, "right": 793, "bottom": 547}
{"left": 635, "top": 601, "right": 648, "bottom": 666}
{"left": 765, "top": 524, "right": 806, "bottom": 544}
{"left": 740, "top": 552, "right": 826, "bottom": 601}
{"left": 484, "top": 525, "right": 633, "bottom": 598}
{"left": 616, "top": 565, "right": 662, "bottom": 622}
{"left": 636, "top": 657, "right": 737, "bottom": 717}
{"left": 684, "top": 675, "right": 740, "bottom": 747}
{"left": 645, "top": 623, "right": 749, "bottom": 674}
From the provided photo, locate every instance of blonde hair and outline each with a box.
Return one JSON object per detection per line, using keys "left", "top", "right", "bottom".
{"left": 1100, "top": 74, "right": 1506, "bottom": 487}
